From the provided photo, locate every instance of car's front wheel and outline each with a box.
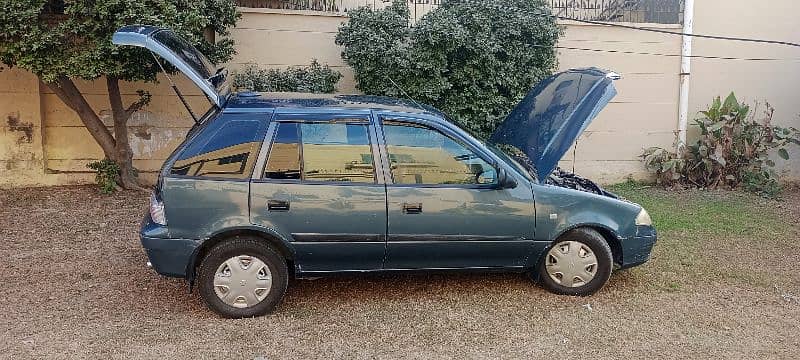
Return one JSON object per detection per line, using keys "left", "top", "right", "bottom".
{"left": 197, "top": 237, "right": 288, "bottom": 318}
{"left": 536, "top": 228, "right": 613, "bottom": 296}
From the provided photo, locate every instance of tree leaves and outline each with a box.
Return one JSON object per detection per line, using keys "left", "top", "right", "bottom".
{"left": 233, "top": 60, "right": 343, "bottom": 93}
{"left": 642, "top": 93, "right": 800, "bottom": 198}
{"left": 0, "top": 0, "right": 240, "bottom": 83}
{"left": 335, "top": 0, "right": 560, "bottom": 139}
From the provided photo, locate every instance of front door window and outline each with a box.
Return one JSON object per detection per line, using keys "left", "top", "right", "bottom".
{"left": 382, "top": 121, "right": 496, "bottom": 186}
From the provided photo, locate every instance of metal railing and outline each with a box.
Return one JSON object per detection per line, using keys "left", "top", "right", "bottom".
{"left": 551, "top": 0, "right": 684, "bottom": 24}
{"left": 235, "top": 0, "right": 684, "bottom": 24}
{"left": 235, "top": 0, "right": 440, "bottom": 22}
{"left": 235, "top": 0, "right": 425, "bottom": 13}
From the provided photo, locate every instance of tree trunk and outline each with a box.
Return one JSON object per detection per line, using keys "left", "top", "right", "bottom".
{"left": 46, "top": 76, "right": 144, "bottom": 190}
{"left": 106, "top": 77, "right": 142, "bottom": 190}
{"left": 48, "top": 76, "right": 118, "bottom": 160}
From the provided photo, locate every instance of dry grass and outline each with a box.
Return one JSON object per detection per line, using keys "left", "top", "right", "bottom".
{"left": 1, "top": 185, "right": 799, "bottom": 359}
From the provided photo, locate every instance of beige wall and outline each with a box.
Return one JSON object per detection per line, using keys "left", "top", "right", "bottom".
{"left": 229, "top": 9, "right": 356, "bottom": 92}
{"left": 557, "top": 21, "right": 682, "bottom": 181}
{"left": 2, "top": 4, "right": 798, "bottom": 187}
{"left": 689, "top": 0, "right": 800, "bottom": 179}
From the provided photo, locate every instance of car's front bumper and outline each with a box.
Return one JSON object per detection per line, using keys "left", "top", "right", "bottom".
{"left": 140, "top": 213, "right": 199, "bottom": 278}
{"left": 619, "top": 225, "right": 658, "bottom": 269}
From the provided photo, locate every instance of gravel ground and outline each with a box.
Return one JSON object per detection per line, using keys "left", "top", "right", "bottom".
{"left": 1, "top": 186, "right": 799, "bottom": 359}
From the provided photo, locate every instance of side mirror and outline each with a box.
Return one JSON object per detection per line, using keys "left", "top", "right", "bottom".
{"left": 497, "top": 168, "right": 518, "bottom": 189}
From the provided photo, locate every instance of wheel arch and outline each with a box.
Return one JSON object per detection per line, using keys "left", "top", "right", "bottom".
{"left": 552, "top": 224, "right": 624, "bottom": 266}
{"left": 185, "top": 226, "right": 295, "bottom": 284}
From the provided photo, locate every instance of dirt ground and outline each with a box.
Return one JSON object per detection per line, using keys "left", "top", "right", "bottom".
{"left": 1, "top": 186, "right": 799, "bottom": 359}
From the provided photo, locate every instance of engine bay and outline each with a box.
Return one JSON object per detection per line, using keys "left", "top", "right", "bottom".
{"left": 546, "top": 168, "right": 619, "bottom": 199}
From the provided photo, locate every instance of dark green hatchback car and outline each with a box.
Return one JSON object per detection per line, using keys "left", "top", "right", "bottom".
{"left": 116, "top": 26, "right": 656, "bottom": 318}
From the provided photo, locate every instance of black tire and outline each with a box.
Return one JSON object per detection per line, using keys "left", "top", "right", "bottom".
{"left": 536, "top": 228, "right": 613, "bottom": 296}
{"left": 197, "top": 237, "right": 289, "bottom": 318}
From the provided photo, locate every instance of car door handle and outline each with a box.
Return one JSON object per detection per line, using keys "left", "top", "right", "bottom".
{"left": 267, "top": 200, "right": 290, "bottom": 212}
{"left": 402, "top": 202, "right": 423, "bottom": 214}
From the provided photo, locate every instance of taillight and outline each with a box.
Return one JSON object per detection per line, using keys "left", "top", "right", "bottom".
{"left": 149, "top": 192, "right": 167, "bottom": 225}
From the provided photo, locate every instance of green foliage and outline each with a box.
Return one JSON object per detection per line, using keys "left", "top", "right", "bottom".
{"left": 87, "top": 159, "right": 121, "bottom": 194}
{"left": 233, "top": 60, "right": 343, "bottom": 93}
{"left": 0, "top": 0, "right": 240, "bottom": 83}
{"left": 642, "top": 93, "right": 800, "bottom": 197}
{"left": 335, "top": 0, "right": 561, "bottom": 139}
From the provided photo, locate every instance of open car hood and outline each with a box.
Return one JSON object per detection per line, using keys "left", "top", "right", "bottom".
{"left": 112, "top": 25, "right": 229, "bottom": 108}
{"left": 489, "top": 68, "right": 619, "bottom": 183}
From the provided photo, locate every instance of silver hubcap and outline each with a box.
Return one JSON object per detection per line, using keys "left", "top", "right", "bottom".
{"left": 545, "top": 241, "right": 598, "bottom": 288}
{"left": 213, "top": 255, "right": 273, "bottom": 308}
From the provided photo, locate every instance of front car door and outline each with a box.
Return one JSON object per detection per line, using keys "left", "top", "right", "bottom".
{"left": 377, "top": 115, "right": 537, "bottom": 269}
{"left": 249, "top": 111, "right": 387, "bottom": 272}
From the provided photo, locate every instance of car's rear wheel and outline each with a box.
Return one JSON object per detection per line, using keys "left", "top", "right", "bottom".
{"left": 536, "top": 228, "right": 613, "bottom": 296}
{"left": 197, "top": 237, "right": 288, "bottom": 318}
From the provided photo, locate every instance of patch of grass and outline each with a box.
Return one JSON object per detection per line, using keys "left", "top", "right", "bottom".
{"left": 608, "top": 181, "right": 784, "bottom": 235}
{"left": 607, "top": 181, "right": 792, "bottom": 291}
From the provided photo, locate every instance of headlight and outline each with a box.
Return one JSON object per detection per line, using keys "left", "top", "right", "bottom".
{"left": 635, "top": 208, "right": 652, "bottom": 226}
{"left": 149, "top": 193, "right": 167, "bottom": 225}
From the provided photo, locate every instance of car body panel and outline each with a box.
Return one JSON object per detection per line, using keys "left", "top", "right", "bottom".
{"left": 250, "top": 182, "right": 389, "bottom": 271}
{"left": 528, "top": 182, "right": 651, "bottom": 268}
{"left": 383, "top": 185, "right": 538, "bottom": 268}
{"left": 161, "top": 177, "right": 251, "bottom": 240}
{"left": 489, "top": 68, "right": 618, "bottom": 182}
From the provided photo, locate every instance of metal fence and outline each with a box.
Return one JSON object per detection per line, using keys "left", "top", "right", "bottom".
{"left": 235, "top": 0, "right": 684, "bottom": 24}
{"left": 235, "top": 0, "right": 435, "bottom": 13}
{"left": 551, "top": 0, "right": 684, "bottom": 24}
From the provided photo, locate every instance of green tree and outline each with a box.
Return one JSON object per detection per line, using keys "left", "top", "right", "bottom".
{"left": 0, "top": 0, "right": 239, "bottom": 189}
{"left": 336, "top": 0, "right": 561, "bottom": 138}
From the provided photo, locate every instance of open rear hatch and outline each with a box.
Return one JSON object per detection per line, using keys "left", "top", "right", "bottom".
{"left": 112, "top": 25, "right": 230, "bottom": 120}
{"left": 489, "top": 68, "right": 619, "bottom": 183}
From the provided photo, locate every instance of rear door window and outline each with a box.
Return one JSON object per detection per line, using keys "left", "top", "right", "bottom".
{"left": 263, "top": 120, "right": 376, "bottom": 183}
{"left": 170, "top": 113, "right": 270, "bottom": 179}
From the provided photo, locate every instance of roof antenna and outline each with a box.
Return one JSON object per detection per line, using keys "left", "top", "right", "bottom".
{"left": 150, "top": 51, "right": 199, "bottom": 124}
{"left": 387, "top": 76, "right": 425, "bottom": 110}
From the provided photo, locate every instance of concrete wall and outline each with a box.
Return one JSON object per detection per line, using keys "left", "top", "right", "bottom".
{"left": 689, "top": 0, "right": 800, "bottom": 178}
{"left": 2, "top": 4, "right": 798, "bottom": 187}
{"left": 557, "top": 21, "right": 682, "bottom": 181}
{"left": 230, "top": 9, "right": 356, "bottom": 92}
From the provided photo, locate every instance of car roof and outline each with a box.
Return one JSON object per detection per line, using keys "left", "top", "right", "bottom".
{"left": 225, "top": 92, "right": 443, "bottom": 117}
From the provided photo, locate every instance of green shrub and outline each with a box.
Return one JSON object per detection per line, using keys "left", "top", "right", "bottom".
{"left": 642, "top": 93, "right": 800, "bottom": 197}
{"left": 233, "top": 60, "right": 343, "bottom": 93}
{"left": 87, "top": 159, "right": 121, "bottom": 194}
{"left": 335, "top": 0, "right": 561, "bottom": 139}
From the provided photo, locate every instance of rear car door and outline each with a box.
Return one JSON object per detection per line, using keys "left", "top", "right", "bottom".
{"left": 378, "top": 116, "right": 536, "bottom": 269}
{"left": 249, "top": 112, "right": 387, "bottom": 272}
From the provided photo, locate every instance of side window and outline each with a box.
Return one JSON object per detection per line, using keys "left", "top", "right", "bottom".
{"left": 263, "top": 122, "right": 301, "bottom": 180}
{"left": 382, "top": 121, "right": 497, "bottom": 186}
{"left": 171, "top": 113, "right": 268, "bottom": 179}
{"left": 263, "top": 120, "right": 376, "bottom": 183}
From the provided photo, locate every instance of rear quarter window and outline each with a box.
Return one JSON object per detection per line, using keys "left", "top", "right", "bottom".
{"left": 170, "top": 113, "right": 270, "bottom": 179}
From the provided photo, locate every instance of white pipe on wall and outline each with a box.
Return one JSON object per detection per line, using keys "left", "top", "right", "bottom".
{"left": 677, "top": 0, "right": 695, "bottom": 149}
